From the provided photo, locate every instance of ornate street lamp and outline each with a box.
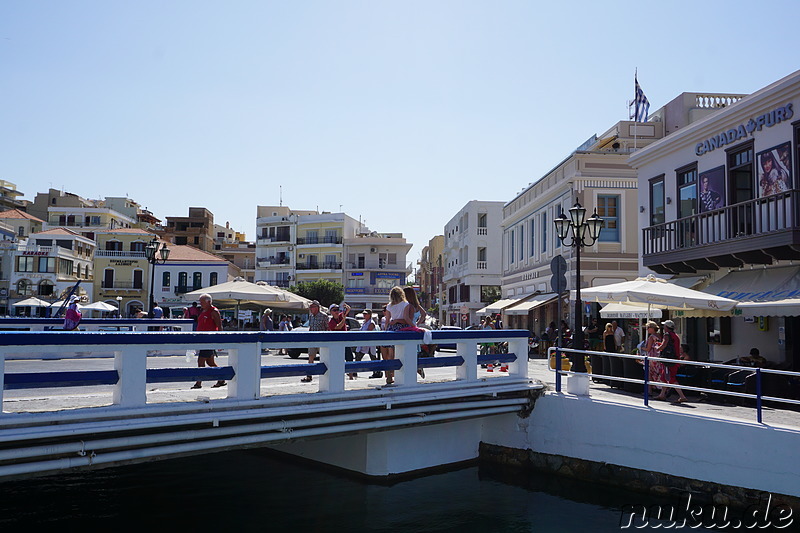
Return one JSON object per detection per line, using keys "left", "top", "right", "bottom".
{"left": 144, "top": 237, "right": 170, "bottom": 316}
{"left": 553, "top": 200, "right": 604, "bottom": 372}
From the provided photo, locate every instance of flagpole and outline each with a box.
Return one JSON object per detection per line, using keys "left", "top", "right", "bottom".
{"left": 633, "top": 69, "right": 638, "bottom": 151}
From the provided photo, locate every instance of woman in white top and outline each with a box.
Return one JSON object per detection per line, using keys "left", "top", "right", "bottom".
{"left": 383, "top": 286, "right": 414, "bottom": 385}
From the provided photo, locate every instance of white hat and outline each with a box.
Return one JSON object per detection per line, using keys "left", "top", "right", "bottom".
{"left": 662, "top": 320, "right": 675, "bottom": 329}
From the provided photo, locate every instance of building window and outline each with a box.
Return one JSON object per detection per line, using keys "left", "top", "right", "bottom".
{"left": 529, "top": 219, "right": 535, "bottom": 257}
{"left": 38, "top": 280, "right": 55, "bottom": 297}
{"left": 16, "top": 256, "right": 35, "bottom": 272}
{"left": 541, "top": 213, "right": 547, "bottom": 253}
{"left": 509, "top": 230, "right": 515, "bottom": 264}
{"left": 39, "top": 257, "right": 56, "bottom": 273}
{"left": 727, "top": 142, "right": 755, "bottom": 205}
{"left": 162, "top": 271, "right": 171, "bottom": 287}
{"left": 519, "top": 225, "right": 524, "bottom": 261}
{"left": 650, "top": 175, "right": 665, "bottom": 225}
{"left": 597, "top": 195, "right": 620, "bottom": 242}
{"left": 178, "top": 272, "right": 188, "bottom": 289}
{"left": 131, "top": 241, "right": 146, "bottom": 252}
{"left": 133, "top": 269, "right": 143, "bottom": 289}
{"left": 193, "top": 272, "right": 202, "bottom": 290}
{"left": 677, "top": 164, "right": 698, "bottom": 219}
{"left": 210, "top": 272, "right": 218, "bottom": 286}
{"left": 17, "top": 279, "right": 33, "bottom": 296}
{"left": 480, "top": 285, "right": 501, "bottom": 303}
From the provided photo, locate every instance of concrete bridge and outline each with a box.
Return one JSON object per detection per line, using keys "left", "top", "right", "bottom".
{"left": 0, "top": 327, "right": 536, "bottom": 479}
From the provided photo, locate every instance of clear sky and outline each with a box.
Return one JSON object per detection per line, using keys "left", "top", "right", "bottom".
{"left": 2, "top": 1, "right": 797, "bottom": 272}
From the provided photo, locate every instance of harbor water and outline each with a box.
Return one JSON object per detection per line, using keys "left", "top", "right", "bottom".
{"left": 0, "top": 449, "right": 720, "bottom": 532}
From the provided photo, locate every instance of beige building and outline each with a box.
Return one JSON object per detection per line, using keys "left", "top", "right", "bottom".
{"left": 417, "top": 235, "right": 444, "bottom": 313}
{"left": 343, "top": 231, "right": 413, "bottom": 312}
{"left": 159, "top": 207, "right": 215, "bottom": 252}
{"left": 93, "top": 228, "right": 157, "bottom": 316}
{"left": 0, "top": 180, "right": 27, "bottom": 212}
{"left": 500, "top": 121, "right": 667, "bottom": 334}
{"left": 0, "top": 209, "right": 44, "bottom": 240}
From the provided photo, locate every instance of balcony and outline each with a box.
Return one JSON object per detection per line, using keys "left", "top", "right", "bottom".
{"left": 257, "top": 256, "right": 291, "bottom": 266}
{"left": 95, "top": 250, "right": 147, "bottom": 258}
{"left": 101, "top": 281, "right": 144, "bottom": 290}
{"left": 256, "top": 236, "right": 291, "bottom": 245}
{"left": 297, "top": 236, "right": 342, "bottom": 245}
{"left": 296, "top": 262, "right": 342, "bottom": 271}
{"left": 477, "top": 227, "right": 488, "bottom": 236}
{"left": 642, "top": 189, "right": 800, "bottom": 274}
{"left": 174, "top": 285, "right": 202, "bottom": 295}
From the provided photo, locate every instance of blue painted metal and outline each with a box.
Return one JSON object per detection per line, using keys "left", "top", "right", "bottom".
{"left": 476, "top": 353, "right": 517, "bottom": 365}
{"left": 555, "top": 347, "right": 561, "bottom": 392}
{"left": 418, "top": 356, "right": 463, "bottom": 368}
{"left": 260, "top": 363, "right": 329, "bottom": 378}
{"left": 343, "top": 360, "right": 402, "bottom": 373}
{"left": 4, "top": 370, "right": 119, "bottom": 389}
{"left": 147, "top": 367, "right": 236, "bottom": 383}
{"left": 643, "top": 356, "right": 650, "bottom": 407}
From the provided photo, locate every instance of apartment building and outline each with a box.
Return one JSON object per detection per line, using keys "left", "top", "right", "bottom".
{"left": 0, "top": 180, "right": 27, "bottom": 212}
{"left": 159, "top": 207, "right": 215, "bottom": 252}
{"left": 343, "top": 231, "right": 413, "bottom": 312}
{"left": 442, "top": 201, "right": 504, "bottom": 327}
{"left": 93, "top": 228, "right": 156, "bottom": 317}
{"left": 418, "top": 235, "right": 444, "bottom": 313}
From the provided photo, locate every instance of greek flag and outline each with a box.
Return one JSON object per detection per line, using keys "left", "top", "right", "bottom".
{"left": 632, "top": 76, "right": 650, "bottom": 122}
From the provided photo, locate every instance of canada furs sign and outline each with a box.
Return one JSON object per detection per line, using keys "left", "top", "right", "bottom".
{"left": 695, "top": 103, "right": 793, "bottom": 156}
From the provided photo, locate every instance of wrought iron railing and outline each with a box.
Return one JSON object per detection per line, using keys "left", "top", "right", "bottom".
{"left": 643, "top": 189, "right": 799, "bottom": 257}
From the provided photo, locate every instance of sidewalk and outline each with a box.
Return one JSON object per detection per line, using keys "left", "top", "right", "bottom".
{"left": 528, "top": 357, "right": 800, "bottom": 429}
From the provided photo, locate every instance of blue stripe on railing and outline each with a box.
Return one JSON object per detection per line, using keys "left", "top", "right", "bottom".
{"left": 146, "top": 367, "right": 236, "bottom": 383}
{"left": 0, "top": 318, "right": 193, "bottom": 326}
{"left": 4, "top": 370, "right": 119, "bottom": 389}
{"left": 260, "top": 363, "right": 328, "bottom": 378}
{"left": 343, "top": 360, "right": 403, "bottom": 373}
{"left": 419, "top": 355, "right": 463, "bottom": 368}
{"left": 477, "top": 353, "right": 517, "bottom": 365}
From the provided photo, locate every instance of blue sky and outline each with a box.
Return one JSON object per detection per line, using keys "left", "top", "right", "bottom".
{"left": 2, "top": 1, "right": 797, "bottom": 269}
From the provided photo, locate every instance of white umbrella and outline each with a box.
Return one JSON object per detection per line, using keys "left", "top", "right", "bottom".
{"left": 600, "top": 302, "right": 662, "bottom": 319}
{"left": 12, "top": 297, "right": 52, "bottom": 307}
{"left": 576, "top": 275, "right": 737, "bottom": 312}
{"left": 81, "top": 301, "right": 119, "bottom": 312}
{"left": 184, "top": 278, "right": 289, "bottom": 303}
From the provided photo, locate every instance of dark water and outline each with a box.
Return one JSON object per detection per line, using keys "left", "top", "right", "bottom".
{"left": 0, "top": 451, "right": 718, "bottom": 532}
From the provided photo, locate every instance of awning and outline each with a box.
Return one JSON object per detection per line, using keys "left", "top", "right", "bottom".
{"left": 504, "top": 293, "right": 558, "bottom": 315}
{"left": 600, "top": 302, "right": 662, "bottom": 319}
{"left": 683, "top": 265, "right": 800, "bottom": 317}
{"left": 671, "top": 276, "right": 706, "bottom": 289}
{"left": 476, "top": 297, "right": 521, "bottom": 316}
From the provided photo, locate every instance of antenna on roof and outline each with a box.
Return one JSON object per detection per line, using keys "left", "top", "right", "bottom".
{"left": 279, "top": 186, "right": 282, "bottom": 207}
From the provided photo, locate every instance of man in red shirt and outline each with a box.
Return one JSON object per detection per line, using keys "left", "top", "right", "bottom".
{"left": 191, "top": 294, "right": 227, "bottom": 389}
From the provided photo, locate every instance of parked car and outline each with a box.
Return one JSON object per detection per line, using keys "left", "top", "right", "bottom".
{"left": 287, "top": 317, "right": 361, "bottom": 359}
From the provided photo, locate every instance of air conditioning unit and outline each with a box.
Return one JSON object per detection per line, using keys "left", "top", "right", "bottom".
{"left": 370, "top": 247, "right": 377, "bottom": 253}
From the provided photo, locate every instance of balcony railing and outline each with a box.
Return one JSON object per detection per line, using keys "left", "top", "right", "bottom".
{"left": 477, "top": 227, "right": 488, "bottom": 236}
{"left": 256, "top": 236, "right": 291, "bottom": 245}
{"left": 297, "top": 236, "right": 342, "bottom": 245}
{"left": 95, "top": 250, "right": 147, "bottom": 258}
{"left": 257, "top": 257, "right": 290, "bottom": 265}
{"left": 174, "top": 285, "right": 202, "bottom": 295}
{"left": 264, "top": 280, "right": 291, "bottom": 288}
{"left": 642, "top": 189, "right": 800, "bottom": 267}
{"left": 296, "top": 262, "right": 342, "bottom": 271}
{"left": 101, "top": 281, "right": 143, "bottom": 290}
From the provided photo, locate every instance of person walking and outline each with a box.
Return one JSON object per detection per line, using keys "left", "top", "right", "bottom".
{"left": 277, "top": 314, "right": 292, "bottom": 355}
{"left": 260, "top": 308, "right": 274, "bottom": 332}
{"left": 301, "top": 300, "right": 329, "bottom": 383}
{"left": 191, "top": 293, "right": 227, "bottom": 390}
{"left": 603, "top": 323, "right": 616, "bottom": 353}
{"left": 642, "top": 321, "right": 665, "bottom": 396}
{"left": 355, "top": 309, "right": 382, "bottom": 379}
{"left": 655, "top": 320, "right": 688, "bottom": 403}
{"left": 612, "top": 321, "right": 625, "bottom": 353}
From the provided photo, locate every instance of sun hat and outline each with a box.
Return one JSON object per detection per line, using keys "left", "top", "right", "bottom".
{"left": 309, "top": 300, "right": 320, "bottom": 307}
{"left": 662, "top": 320, "right": 675, "bottom": 329}
{"left": 329, "top": 303, "right": 340, "bottom": 311}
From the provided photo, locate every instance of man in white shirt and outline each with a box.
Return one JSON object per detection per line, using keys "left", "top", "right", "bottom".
{"left": 612, "top": 320, "right": 625, "bottom": 352}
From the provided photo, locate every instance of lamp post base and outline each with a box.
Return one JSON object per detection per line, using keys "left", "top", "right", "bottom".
{"left": 566, "top": 373, "right": 590, "bottom": 396}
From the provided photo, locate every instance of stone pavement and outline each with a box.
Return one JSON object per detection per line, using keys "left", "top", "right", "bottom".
{"left": 3, "top": 351, "right": 800, "bottom": 430}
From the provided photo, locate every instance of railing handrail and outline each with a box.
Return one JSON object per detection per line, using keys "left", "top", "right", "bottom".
{"left": 547, "top": 347, "right": 800, "bottom": 422}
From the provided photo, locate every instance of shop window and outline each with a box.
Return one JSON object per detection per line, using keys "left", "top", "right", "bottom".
{"left": 677, "top": 164, "right": 698, "bottom": 219}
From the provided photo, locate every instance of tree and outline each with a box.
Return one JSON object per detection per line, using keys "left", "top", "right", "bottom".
{"left": 289, "top": 279, "right": 344, "bottom": 306}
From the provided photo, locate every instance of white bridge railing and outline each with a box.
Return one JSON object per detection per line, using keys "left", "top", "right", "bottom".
{"left": 0, "top": 329, "right": 530, "bottom": 411}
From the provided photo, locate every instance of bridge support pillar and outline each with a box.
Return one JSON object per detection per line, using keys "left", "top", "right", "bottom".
{"left": 113, "top": 346, "right": 146, "bottom": 407}
{"left": 394, "top": 341, "right": 419, "bottom": 386}
{"left": 319, "top": 345, "right": 345, "bottom": 393}
{"left": 456, "top": 342, "right": 477, "bottom": 381}
{"left": 508, "top": 338, "right": 529, "bottom": 379}
{"left": 228, "top": 342, "right": 261, "bottom": 400}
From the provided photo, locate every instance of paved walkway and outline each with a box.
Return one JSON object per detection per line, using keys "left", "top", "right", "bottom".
{"left": 3, "top": 351, "right": 800, "bottom": 429}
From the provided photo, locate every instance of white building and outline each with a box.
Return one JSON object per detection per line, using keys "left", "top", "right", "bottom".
{"left": 442, "top": 201, "right": 504, "bottom": 327}
{"left": 343, "top": 231, "right": 413, "bottom": 312}
{"left": 10, "top": 228, "right": 95, "bottom": 313}
{"left": 630, "top": 69, "right": 800, "bottom": 367}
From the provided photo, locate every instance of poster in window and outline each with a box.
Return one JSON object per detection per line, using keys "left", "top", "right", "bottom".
{"left": 757, "top": 142, "right": 792, "bottom": 197}
{"left": 698, "top": 166, "right": 725, "bottom": 212}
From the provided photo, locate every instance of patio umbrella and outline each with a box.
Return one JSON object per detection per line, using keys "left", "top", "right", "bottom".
{"left": 576, "top": 275, "right": 737, "bottom": 313}
{"left": 184, "top": 278, "right": 289, "bottom": 330}
{"left": 12, "top": 297, "right": 52, "bottom": 307}
{"left": 81, "top": 301, "right": 119, "bottom": 312}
